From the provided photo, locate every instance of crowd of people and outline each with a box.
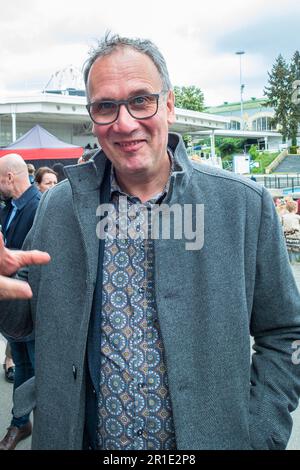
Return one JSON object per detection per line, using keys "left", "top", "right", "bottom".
{"left": 0, "top": 144, "right": 101, "bottom": 449}
{"left": 0, "top": 33, "right": 299, "bottom": 452}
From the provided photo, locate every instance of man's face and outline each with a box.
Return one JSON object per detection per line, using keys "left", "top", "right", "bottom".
{"left": 0, "top": 170, "right": 12, "bottom": 201}
{"left": 87, "top": 47, "right": 175, "bottom": 178}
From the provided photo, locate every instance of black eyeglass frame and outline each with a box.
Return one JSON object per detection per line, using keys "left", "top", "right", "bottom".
{"left": 86, "top": 91, "right": 167, "bottom": 125}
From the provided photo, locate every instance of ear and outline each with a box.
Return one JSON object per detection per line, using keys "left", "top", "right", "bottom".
{"left": 166, "top": 90, "right": 176, "bottom": 126}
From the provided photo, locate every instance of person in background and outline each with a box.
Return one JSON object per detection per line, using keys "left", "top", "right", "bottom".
{"left": 282, "top": 200, "right": 300, "bottom": 264}
{"left": 34, "top": 167, "right": 57, "bottom": 193}
{"left": 274, "top": 197, "right": 287, "bottom": 218}
{"left": 51, "top": 163, "right": 66, "bottom": 183}
{"left": 0, "top": 153, "right": 41, "bottom": 450}
{"left": 296, "top": 198, "right": 300, "bottom": 216}
{"left": 0, "top": 201, "right": 15, "bottom": 383}
{"left": 3, "top": 342, "right": 15, "bottom": 383}
{"left": 26, "top": 164, "right": 35, "bottom": 184}
{"left": 77, "top": 149, "right": 98, "bottom": 164}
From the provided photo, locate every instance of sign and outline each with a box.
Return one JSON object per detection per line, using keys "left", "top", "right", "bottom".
{"left": 233, "top": 155, "right": 250, "bottom": 174}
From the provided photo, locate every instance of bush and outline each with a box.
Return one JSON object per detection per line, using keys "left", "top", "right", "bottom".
{"left": 289, "top": 145, "right": 298, "bottom": 154}
{"left": 248, "top": 144, "right": 259, "bottom": 160}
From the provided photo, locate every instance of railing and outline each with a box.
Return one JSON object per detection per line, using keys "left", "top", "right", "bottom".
{"left": 264, "top": 174, "right": 300, "bottom": 190}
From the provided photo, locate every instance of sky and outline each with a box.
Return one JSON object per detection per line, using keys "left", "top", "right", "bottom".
{"left": 0, "top": 0, "right": 299, "bottom": 106}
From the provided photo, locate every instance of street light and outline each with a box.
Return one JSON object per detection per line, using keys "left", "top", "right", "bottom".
{"left": 235, "top": 50, "right": 245, "bottom": 130}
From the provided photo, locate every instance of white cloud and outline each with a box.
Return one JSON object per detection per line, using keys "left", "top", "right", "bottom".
{"left": 0, "top": 0, "right": 299, "bottom": 104}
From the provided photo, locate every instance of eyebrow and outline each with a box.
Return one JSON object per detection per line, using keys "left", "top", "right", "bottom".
{"left": 93, "top": 89, "right": 155, "bottom": 102}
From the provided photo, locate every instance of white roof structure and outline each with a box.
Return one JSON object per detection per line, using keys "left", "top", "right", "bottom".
{"left": 0, "top": 92, "right": 230, "bottom": 145}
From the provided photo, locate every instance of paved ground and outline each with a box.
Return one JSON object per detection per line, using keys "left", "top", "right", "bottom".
{"left": 1, "top": 264, "right": 300, "bottom": 450}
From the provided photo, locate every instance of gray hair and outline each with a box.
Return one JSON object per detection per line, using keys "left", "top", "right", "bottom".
{"left": 83, "top": 32, "right": 172, "bottom": 96}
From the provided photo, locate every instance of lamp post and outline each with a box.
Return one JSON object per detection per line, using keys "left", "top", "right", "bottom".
{"left": 235, "top": 50, "right": 245, "bottom": 130}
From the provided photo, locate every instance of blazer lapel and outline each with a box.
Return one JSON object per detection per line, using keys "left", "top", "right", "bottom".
{"left": 64, "top": 153, "right": 110, "bottom": 287}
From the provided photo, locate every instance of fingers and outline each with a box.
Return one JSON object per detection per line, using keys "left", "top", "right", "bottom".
{"left": 0, "top": 276, "right": 33, "bottom": 300}
{"left": 16, "top": 251, "right": 51, "bottom": 268}
{"left": 0, "top": 250, "right": 51, "bottom": 277}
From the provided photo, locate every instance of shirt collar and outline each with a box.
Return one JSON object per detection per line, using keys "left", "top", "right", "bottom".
{"left": 12, "top": 185, "right": 40, "bottom": 211}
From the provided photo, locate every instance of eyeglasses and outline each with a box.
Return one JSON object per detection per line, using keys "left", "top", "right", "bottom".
{"left": 86, "top": 91, "right": 166, "bottom": 125}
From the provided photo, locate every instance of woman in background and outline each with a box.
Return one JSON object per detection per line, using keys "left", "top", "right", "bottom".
{"left": 35, "top": 167, "right": 57, "bottom": 193}
{"left": 282, "top": 200, "right": 300, "bottom": 264}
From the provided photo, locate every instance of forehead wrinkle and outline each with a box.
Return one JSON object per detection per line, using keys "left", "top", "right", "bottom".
{"left": 87, "top": 49, "right": 163, "bottom": 102}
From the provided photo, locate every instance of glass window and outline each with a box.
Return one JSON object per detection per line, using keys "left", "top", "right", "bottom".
{"left": 230, "top": 120, "right": 241, "bottom": 130}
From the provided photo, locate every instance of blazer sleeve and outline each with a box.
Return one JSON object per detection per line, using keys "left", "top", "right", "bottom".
{"left": 249, "top": 187, "right": 300, "bottom": 449}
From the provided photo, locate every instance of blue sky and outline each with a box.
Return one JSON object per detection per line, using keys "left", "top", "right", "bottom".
{"left": 0, "top": 0, "right": 298, "bottom": 106}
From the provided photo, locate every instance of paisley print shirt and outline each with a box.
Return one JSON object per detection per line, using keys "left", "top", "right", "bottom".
{"left": 97, "top": 161, "right": 177, "bottom": 450}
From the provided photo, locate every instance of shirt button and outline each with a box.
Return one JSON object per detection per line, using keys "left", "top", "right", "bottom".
{"left": 138, "top": 287, "right": 145, "bottom": 294}
{"left": 137, "top": 429, "right": 143, "bottom": 436}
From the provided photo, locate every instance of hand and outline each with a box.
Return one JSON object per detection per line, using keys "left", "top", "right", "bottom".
{"left": 0, "top": 233, "right": 50, "bottom": 300}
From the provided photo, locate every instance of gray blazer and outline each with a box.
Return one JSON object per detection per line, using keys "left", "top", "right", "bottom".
{"left": 1, "top": 133, "right": 300, "bottom": 450}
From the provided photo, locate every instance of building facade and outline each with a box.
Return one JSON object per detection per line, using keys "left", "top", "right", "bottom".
{"left": 0, "top": 90, "right": 230, "bottom": 149}
{"left": 206, "top": 98, "right": 277, "bottom": 132}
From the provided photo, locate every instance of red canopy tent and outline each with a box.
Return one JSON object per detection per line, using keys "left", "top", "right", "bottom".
{"left": 0, "top": 125, "right": 83, "bottom": 168}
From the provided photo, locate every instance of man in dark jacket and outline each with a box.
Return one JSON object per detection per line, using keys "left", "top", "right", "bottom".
{"left": 0, "top": 153, "right": 41, "bottom": 450}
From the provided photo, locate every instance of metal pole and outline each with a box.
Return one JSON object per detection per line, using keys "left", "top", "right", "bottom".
{"left": 236, "top": 51, "right": 245, "bottom": 130}
{"left": 210, "top": 130, "right": 216, "bottom": 157}
{"left": 11, "top": 113, "right": 16, "bottom": 142}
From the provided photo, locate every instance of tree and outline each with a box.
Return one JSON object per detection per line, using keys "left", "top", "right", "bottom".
{"left": 218, "top": 138, "right": 245, "bottom": 157}
{"left": 174, "top": 85, "right": 204, "bottom": 112}
{"left": 264, "top": 55, "right": 290, "bottom": 143}
{"left": 288, "top": 50, "right": 300, "bottom": 146}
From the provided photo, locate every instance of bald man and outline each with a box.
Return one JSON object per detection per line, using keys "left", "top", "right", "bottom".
{"left": 0, "top": 153, "right": 41, "bottom": 450}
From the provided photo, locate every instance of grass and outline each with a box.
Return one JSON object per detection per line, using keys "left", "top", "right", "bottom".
{"left": 251, "top": 152, "right": 280, "bottom": 174}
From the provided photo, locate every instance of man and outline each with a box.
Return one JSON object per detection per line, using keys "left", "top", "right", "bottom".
{"left": 0, "top": 34, "right": 300, "bottom": 450}
{"left": 0, "top": 154, "right": 41, "bottom": 450}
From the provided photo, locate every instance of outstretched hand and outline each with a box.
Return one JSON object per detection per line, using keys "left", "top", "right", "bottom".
{"left": 0, "top": 233, "right": 50, "bottom": 300}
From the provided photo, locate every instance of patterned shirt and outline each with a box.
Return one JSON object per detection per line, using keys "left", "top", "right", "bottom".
{"left": 97, "top": 157, "right": 177, "bottom": 450}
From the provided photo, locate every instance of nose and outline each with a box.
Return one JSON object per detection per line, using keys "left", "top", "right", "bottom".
{"left": 111, "top": 103, "right": 139, "bottom": 133}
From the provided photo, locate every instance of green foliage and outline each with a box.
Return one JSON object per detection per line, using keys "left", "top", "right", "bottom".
{"left": 174, "top": 85, "right": 205, "bottom": 112}
{"left": 289, "top": 145, "right": 298, "bottom": 154}
{"left": 182, "top": 134, "right": 192, "bottom": 148}
{"left": 264, "top": 51, "right": 300, "bottom": 145}
{"left": 248, "top": 144, "right": 259, "bottom": 160}
{"left": 264, "top": 54, "right": 290, "bottom": 142}
{"left": 219, "top": 141, "right": 235, "bottom": 156}
{"left": 251, "top": 152, "right": 280, "bottom": 174}
{"left": 218, "top": 138, "right": 245, "bottom": 157}
{"left": 289, "top": 50, "right": 300, "bottom": 146}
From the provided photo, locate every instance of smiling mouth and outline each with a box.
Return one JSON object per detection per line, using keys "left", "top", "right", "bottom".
{"left": 116, "top": 140, "right": 145, "bottom": 148}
